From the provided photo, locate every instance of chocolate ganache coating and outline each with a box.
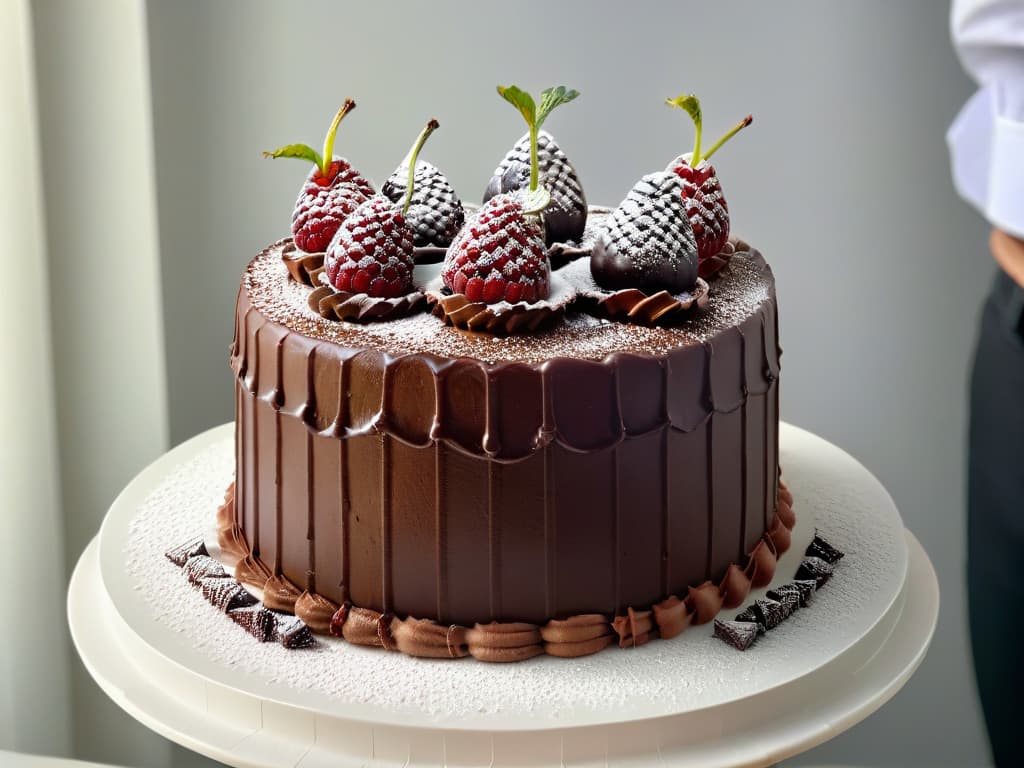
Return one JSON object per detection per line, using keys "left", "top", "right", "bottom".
{"left": 230, "top": 237, "right": 780, "bottom": 627}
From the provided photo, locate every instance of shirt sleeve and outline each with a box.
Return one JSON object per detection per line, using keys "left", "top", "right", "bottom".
{"left": 948, "top": 0, "right": 1024, "bottom": 238}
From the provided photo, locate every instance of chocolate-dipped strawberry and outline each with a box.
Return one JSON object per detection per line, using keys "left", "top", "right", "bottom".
{"left": 380, "top": 159, "right": 464, "bottom": 248}
{"left": 590, "top": 172, "right": 698, "bottom": 294}
{"left": 264, "top": 100, "right": 375, "bottom": 254}
{"left": 323, "top": 119, "right": 438, "bottom": 298}
{"left": 664, "top": 94, "right": 751, "bottom": 276}
{"left": 482, "top": 86, "right": 584, "bottom": 245}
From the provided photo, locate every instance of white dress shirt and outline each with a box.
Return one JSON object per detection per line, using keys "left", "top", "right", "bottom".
{"left": 948, "top": 0, "right": 1024, "bottom": 238}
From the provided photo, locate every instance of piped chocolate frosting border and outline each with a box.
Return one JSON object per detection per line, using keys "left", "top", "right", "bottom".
{"left": 214, "top": 479, "right": 796, "bottom": 661}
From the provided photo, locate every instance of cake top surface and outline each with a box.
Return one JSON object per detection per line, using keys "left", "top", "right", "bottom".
{"left": 242, "top": 239, "right": 774, "bottom": 365}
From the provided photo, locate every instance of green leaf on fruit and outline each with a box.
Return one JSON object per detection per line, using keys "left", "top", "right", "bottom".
{"left": 521, "top": 185, "right": 551, "bottom": 216}
{"left": 666, "top": 94, "right": 702, "bottom": 127}
{"left": 536, "top": 86, "right": 580, "bottom": 128}
{"left": 263, "top": 143, "right": 322, "bottom": 168}
{"left": 497, "top": 85, "right": 537, "bottom": 128}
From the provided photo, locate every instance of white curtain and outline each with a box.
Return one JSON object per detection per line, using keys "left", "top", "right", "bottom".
{"left": 2, "top": 0, "right": 184, "bottom": 764}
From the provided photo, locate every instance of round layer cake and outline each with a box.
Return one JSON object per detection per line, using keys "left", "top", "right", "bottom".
{"left": 224, "top": 234, "right": 784, "bottom": 658}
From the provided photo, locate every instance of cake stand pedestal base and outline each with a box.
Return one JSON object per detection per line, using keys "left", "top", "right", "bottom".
{"left": 68, "top": 423, "right": 938, "bottom": 768}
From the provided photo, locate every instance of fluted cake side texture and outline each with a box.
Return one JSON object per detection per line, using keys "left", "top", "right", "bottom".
{"left": 226, "top": 240, "right": 782, "bottom": 629}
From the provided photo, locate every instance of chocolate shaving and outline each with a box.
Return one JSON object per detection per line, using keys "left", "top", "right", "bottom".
{"left": 751, "top": 598, "right": 788, "bottom": 631}
{"left": 165, "top": 536, "right": 208, "bottom": 568}
{"left": 183, "top": 555, "right": 227, "bottom": 585}
{"left": 714, "top": 619, "right": 759, "bottom": 651}
{"left": 272, "top": 612, "right": 316, "bottom": 649}
{"left": 767, "top": 583, "right": 807, "bottom": 612}
{"left": 200, "top": 577, "right": 258, "bottom": 613}
{"left": 733, "top": 606, "right": 766, "bottom": 634}
{"left": 229, "top": 605, "right": 277, "bottom": 642}
{"left": 806, "top": 532, "right": 845, "bottom": 565}
{"left": 307, "top": 285, "right": 428, "bottom": 323}
{"left": 795, "top": 556, "right": 835, "bottom": 588}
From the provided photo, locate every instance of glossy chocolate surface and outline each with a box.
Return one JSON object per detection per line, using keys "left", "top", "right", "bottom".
{"left": 230, "top": 240, "right": 780, "bottom": 626}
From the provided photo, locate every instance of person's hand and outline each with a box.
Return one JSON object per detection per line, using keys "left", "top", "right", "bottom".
{"left": 990, "top": 228, "right": 1024, "bottom": 288}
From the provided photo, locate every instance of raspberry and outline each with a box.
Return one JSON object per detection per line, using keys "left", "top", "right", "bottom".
{"left": 668, "top": 156, "right": 730, "bottom": 264}
{"left": 441, "top": 194, "right": 550, "bottom": 304}
{"left": 323, "top": 196, "right": 416, "bottom": 298}
{"left": 291, "top": 161, "right": 371, "bottom": 253}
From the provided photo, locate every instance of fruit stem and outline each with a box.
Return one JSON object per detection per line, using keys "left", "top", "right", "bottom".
{"left": 703, "top": 115, "right": 753, "bottom": 162}
{"left": 402, "top": 118, "right": 440, "bottom": 216}
{"left": 529, "top": 123, "right": 539, "bottom": 192}
{"left": 321, "top": 99, "right": 356, "bottom": 175}
{"left": 665, "top": 94, "right": 704, "bottom": 164}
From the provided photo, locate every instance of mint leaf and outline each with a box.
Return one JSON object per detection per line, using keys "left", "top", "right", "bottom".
{"left": 497, "top": 85, "right": 537, "bottom": 128}
{"left": 536, "top": 86, "right": 580, "bottom": 128}
{"left": 262, "top": 143, "right": 322, "bottom": 168}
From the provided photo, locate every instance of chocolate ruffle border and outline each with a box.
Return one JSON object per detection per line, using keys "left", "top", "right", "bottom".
{"left": 307, "top": 285, "right": 428, "bottom": 323}
{"left": 578, "top": 278, "right": 711, "bottom": 327}
{"left": 425, "top": 292, "right": 566, "bottom": 335}
{"left": 213, "top": 478, "right": 796, "bottom": 662}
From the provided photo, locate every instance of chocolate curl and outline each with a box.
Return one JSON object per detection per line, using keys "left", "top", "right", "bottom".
{"left": 235, "top": 554, "right": 272, "bottom": 591}
{"left": 164, "top": 536, "right": 208, "bottom": 568}
{"left": 541, "top": 614, "right": 614, "bottom": 658}
{"left": 686, "top": 582, "right": 724, "bottom": 625}
{"left": 294, "top": 591, "right": 340, "bottom": 635}
{"left": 611, "top": 607, "right": 656, "bottom": 648}
{"left": 652, "top": 595, "right": 693, "bottom": 640}
{"left": 466, "top": 622, "right": 544, "bottom": 662}
{"left": 719, "top": 563, "right": 752, "bottom": 610}
{"left": 392, "top": 618, "right": 469, "bottom": 659}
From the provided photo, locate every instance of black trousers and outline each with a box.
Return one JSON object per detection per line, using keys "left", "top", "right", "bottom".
{"left": 968, "top": 268, "right": 1024, "bottom": 767}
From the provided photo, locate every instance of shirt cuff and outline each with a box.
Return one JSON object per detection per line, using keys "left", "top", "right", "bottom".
{"left": 948, "top": 83, "right": 1024, "bottom": 239}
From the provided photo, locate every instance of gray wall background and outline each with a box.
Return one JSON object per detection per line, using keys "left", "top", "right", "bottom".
{"left": 142, "top": 1, "right": 990, "bottom": 765}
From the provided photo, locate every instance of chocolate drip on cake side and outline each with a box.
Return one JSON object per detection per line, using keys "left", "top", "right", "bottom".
{"left": 230, "top": 246, "right": 782, "bottom": 626}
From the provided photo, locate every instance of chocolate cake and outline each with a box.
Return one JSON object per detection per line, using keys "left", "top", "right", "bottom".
{"left": 217, "top": 87, "right": 789, "bottom": 660}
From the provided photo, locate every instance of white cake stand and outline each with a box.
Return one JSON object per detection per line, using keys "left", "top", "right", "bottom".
{"left": 68, "top": 423, "right": 938, "bottom": 768}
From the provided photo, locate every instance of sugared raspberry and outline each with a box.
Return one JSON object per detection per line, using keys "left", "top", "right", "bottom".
{"left": 667, "top": 154, "right": 730, "bottom": 264}
{"left": 324, "top": 196, "right": 416, "bottom": 298}
{"left": 441, "top": 193, "right": 550, "bottom": 304}
{"left": 291, "top": 160, "right": 372, "bottom": 253}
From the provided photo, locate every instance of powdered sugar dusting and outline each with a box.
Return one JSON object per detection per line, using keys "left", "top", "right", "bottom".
{"left": 119, "top": 427, "right": 905, "bottom": 723}
{"left": 246, "top": 237, "right": 774, "bottom": 365}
